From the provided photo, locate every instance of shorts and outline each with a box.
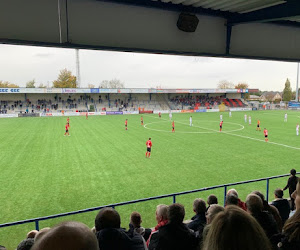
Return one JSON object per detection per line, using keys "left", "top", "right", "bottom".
{"left": 257, "top": 124, "right": 260, "bottom": 128}
{"left": 172, "top": 127, "right": 174, "bottom": 130}
{"left": 220, "top": 126, "right": 222, "bottom": 129}
{"left": 66, "top": 129, "right": 68, "bottom": 133}
{"left": 147, "top": 147, "right": 151, "bottom": 152}
{"left": 125, "top": 125, "right": 127, "bottom": 127}
{"left": 265, "top": 135, "right": 268, "bottom": 138}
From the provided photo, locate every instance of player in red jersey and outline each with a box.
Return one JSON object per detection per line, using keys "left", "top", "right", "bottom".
{"left": 172, "top": 121, "right": 175, "bottom": 133}
{"left": 159, "top": 112, "right": 161, "bottom": 118}
{"left": 67, "top": 117, "right": 70, "bottom": 128}
{"left": 256, "top": 120, "right": 261, "bottom": 131}
{"left": 219, "top": 120, "right": 223, "bottom": 132}
{"left": 86, "top": 112, "right": 88, "bottom": 120}
{"left": 64, "top": 123, "right": 70, "bottom": 136}
{"left": 141, "top": 116, "right": 144, "bottom": 125}
{"left": 264, "top": 128, "right": 268, "bottom": 142}
{"left": 145, "top": 138, "right": 152, "bottom": 158}
{"left": 125, "top": 119, "right": 128, "bottom": 130}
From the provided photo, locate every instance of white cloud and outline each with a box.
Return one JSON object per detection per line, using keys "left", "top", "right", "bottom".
{"left": 0, "top": 44, "right": 298, "bottom": 91}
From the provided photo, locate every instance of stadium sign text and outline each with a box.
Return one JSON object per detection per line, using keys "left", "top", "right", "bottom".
{"left": 0, "top": 88, "right": 20, "bottom": 93}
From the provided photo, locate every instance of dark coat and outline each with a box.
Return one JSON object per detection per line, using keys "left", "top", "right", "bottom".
{"left": 149, "top": 222, "right": 198, "bottom": 250}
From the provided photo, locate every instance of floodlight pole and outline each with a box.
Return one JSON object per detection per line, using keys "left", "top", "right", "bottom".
{"left": 76, "top": 49, "right": 81, "bottom": 88}
{"left": 296, "top": 62, "right": 299, "bottom": 102}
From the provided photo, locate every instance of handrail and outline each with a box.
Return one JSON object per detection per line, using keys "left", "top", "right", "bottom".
{"left": 0, "top": 173, "right": 297, "bottom": 230}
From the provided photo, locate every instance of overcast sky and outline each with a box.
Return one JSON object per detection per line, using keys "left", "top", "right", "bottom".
{"left": 0, "top": 44, "right": 298, "bottom": 91}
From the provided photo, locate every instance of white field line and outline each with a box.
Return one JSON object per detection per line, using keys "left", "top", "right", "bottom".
{"left": 145, "top": 114, "right": 300, "bottom": 151}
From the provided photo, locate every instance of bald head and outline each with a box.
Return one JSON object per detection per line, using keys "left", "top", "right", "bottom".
{"left": 32, "top": 221, "right": 99, "bottom": 250}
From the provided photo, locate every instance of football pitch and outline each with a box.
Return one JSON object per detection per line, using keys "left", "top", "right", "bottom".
{"left": 0, "top": 110, "right": 299, "bottom": 248}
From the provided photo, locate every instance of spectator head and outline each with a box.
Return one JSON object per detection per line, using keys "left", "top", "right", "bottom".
{"left": 130, "top": 211, "right": 142, "bottom": 228}
{"left": 246, "top": 194, "right": 263, "bottom": 214}
{"left": 202, "top": 205, "right": 271, "bottom": 250}
{"left": 27, "top": 230, "right": 38, "bottom": 239}
{"left": 95, "top": 208, "right": 121, "bottom": 231}
{"left": 206, "top": 204, "right": 224, "bottom": 224}
{"left": 291, "top": 179, "right": 300, "bottom": 210}
{"left": 251, "top": 191, "right": 265, "bottom": 202}
{"left": 32, "top": 221, "right": 98, "bottom": 250}
{"left": 274, "top": 188, "right": 284, "bottom": 199}
{"left": 193, "top": 198, "right": 206, "bottom": 214}
{"left": 155, "top": 204, "right": 168, "bottom": 223}
{"left": 34, "top": 228, "right": 51, "bottom": 242}
{"left": 207, "top": 194, "right": 218, "bottom": 206}
{"left": 168, "top": 203, "right": 185, "bottom": 224}
{"left": 17, "top": 238, "right": 34, "bottom": 250}
{"left": 227, "top": 189, "right": 239, "bottom": 197}
{"left": 291, "top": 169, "right": 296, "bottom": 176}
{"left": 225, "top": 194, "right": 239, "bottom": 206}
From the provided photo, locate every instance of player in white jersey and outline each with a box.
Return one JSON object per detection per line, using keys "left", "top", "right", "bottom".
{"left": 229, "top": 111, "right": 232, "bottom": 117}
{"left": 249, "top": 116, "right": 251, "bottom": 125}
{"left": 284, "top": 113, "right": 288, "bottom": 122}
{"left": 169, "top": 112, "right": 172, "bottom": 120}
{"left": 297, "top": 123, "right": 299, "bottom": 136}
{"left": 189, "top": 116, "right": 193, "bottom": 126}
{"left": 244, "top": 114, "right": 247, "bottom": 123}
{"left": 220, "top": 114, "right": 223, "bottom": 121}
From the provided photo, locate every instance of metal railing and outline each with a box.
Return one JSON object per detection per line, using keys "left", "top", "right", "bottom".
{"left": 0, "top": 173, "right": 296, "bottom": 231}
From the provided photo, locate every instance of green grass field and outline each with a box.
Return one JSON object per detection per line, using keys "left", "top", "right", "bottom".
{"left": 0, "top": 110, "right": 299, "bottom": 249}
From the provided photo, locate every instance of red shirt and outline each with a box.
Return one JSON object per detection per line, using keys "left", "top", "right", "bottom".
{"left": 125, "top": 120, "right": 128, "bottom": 125}
{"left": 172, "top": 121, "right": 175, "bottom": 127}
{"left": 264, "top": 129, "right": 268, "bottom": 136}
{"left": 65, "top": 125, "right": 68, "bottom": 130}
{"left": 220, "top": 121, "right": 223, "bottom": 126}
{"left": 67, "top": 118, "right": 70, "bottom": 122}
{"left": 146, "top": 140, "right": 152, "bottom": 148}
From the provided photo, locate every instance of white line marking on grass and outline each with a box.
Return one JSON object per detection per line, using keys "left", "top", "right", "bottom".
{"left": 145, "top": 114, "right": 300, "bottom": 150}
{"left": 144, "top": 116, "right": 244, "bottom": 134}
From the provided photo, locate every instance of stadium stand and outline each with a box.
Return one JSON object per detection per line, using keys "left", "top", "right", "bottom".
{"left": 0, "top": 91, "right": 248, "bottom": 114}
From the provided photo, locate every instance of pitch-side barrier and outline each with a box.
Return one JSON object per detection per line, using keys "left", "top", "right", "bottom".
{"left": 0, "top": 173, "right": 296, "bottom": 230}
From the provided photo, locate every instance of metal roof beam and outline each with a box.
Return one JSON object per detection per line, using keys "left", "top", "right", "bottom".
{"left": 228, "top": 0, "right": 300, "bottom": 25}
{"left": 96, "top": 0, "right": 232, "bottom": 18}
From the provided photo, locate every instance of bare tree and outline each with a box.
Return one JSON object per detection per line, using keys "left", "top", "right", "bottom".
{"left": 99, "top": 79, "right": 124, "bottom": 88}
{"left": 218, "top": 80, "right": 234, "bottom": 89}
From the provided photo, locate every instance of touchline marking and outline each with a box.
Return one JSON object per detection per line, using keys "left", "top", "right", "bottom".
{"left": 145, "top": 114, "right": 300, "bottom": 150}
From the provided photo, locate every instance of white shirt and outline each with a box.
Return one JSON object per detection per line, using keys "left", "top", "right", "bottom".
{"left": 297, "top": 125, "right": 299, "bottom": 131}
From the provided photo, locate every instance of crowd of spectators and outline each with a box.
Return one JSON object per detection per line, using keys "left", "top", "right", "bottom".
{"left": 170, "top": 95, "right": 223, "bottom": 109}
{"left": 2, "top": 169, "right": 299, "bottom": 250}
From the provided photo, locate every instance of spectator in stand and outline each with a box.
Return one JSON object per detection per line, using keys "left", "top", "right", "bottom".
{"left": 246, "top": 194, "right": 279, "bottom": 246}
{"left": 202, "top": 204, "right": 224, "bottom": 246}
{"left": 227, "top": 188, "right": 247, "bottom": 211}
{"left": 150, "top": 203, "right": 198, "bottom": 250}
{"left": 32, "top": 221, "right": 98, "bottom": 250}
{"left": 34, "top": 228, "right": 51, "bottom": 242}
{"left": 95, "top": 207, "right": 146, "bottom": 250}
{"left": 202, "top": 205, "right": 272, "bottom": 250}
{"left": 26, "top": 230, "right": 39, "bottom": 239}
{"left": 283, "top": 169, "right": 299, "bottom": 210}
{"left": 278, "top": 179, "right": 300, "bottom": 249}
{"left": 187, "top": 198, "right": 207, "bottom": 232}
{"left": 225, "top": 194, "right": 239, "bottom": 206}
{"left": 147, "top": 204, "right": 168, "bottom": 247}
{"left": 271, "top": 188, "right": 290, "bottom": 225}
{"left": 206, "top": 194, "right": 218, "bottom": 211}
{"left": 252, "top": 190, "right": 283, "bottom": 231}
{"left": 17, "top": 238, "right": 35, "bottom": 250}
{"left": 128, "top": 211, "right": 151, "bottom": 242}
